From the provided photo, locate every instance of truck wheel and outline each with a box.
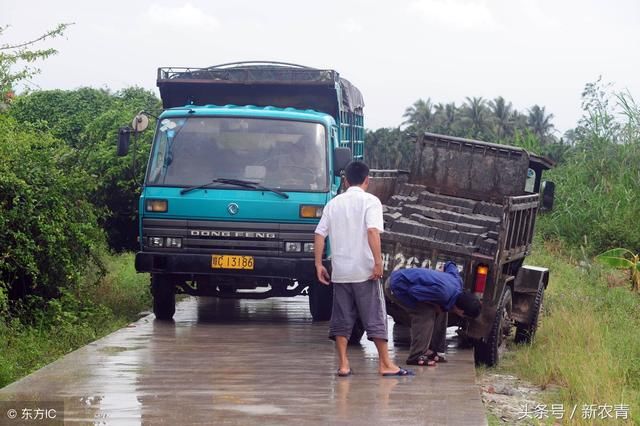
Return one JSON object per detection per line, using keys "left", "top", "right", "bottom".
{"left": 349, "top": 318, "right": 365, "bottom": 345}
{"left": 514, "top": 285, "right": 544, "bottom": 344}
{"left": 308, "top": 281, "right": 333, "bottom": 321}
{"left": 151, "top": 274, "right": 175, "bottom": 321}
{"left": 474, "top": 286, "right": 513, "bottom": 367}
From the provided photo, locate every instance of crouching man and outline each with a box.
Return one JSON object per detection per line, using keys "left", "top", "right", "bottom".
{"left": 385, "top": 262, "right": 481, "bottom": 366}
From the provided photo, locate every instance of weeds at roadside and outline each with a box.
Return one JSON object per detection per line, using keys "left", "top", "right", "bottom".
{"left": 0, "top": 253, "right": 149, "bottom": 388}
{"left": 493, "top": 240, "right": 640, "bottom": 424}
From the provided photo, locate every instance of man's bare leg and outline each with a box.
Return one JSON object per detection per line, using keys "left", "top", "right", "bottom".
{"left": 373, "top": 338, "right": 401, "bottom": 375}
{"left": 336, "top": 336, "right": 351, "bottom": 374}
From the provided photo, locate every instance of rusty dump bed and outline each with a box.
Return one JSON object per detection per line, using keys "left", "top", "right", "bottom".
{"left": 384, "top": 183, "right": 503, "bottom": 258}
{"left": 376, "top": 180, "right": 539, "bottom": 285}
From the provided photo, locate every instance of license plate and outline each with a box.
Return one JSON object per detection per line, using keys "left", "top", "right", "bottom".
{"left": 211, "top": 255, "right": 254, "bottom": 270}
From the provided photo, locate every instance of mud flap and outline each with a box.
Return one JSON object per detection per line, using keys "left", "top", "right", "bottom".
{"left": 512, "top": 265, "right": 549, "bottom": 326}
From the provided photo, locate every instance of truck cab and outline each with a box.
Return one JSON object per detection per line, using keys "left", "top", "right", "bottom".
{"left": 121, "top": 62, "right": 364, "bottom": 321}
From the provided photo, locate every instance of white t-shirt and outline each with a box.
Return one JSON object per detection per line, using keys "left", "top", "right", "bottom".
{"left": 314, "top": 186, "right": 384, "bottom": 283}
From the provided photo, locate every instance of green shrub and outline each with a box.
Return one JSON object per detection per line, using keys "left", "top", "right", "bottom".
{"left": 537, "top": 82, "right": 640, "bottom": 255}
{"left": 0, "top": 115, "right": 104, "bottom": 307}
{"left": 9, "top": 87, "right": 161, "bottom": 251}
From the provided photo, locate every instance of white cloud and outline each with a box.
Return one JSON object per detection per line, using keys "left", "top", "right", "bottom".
{"left": 409, "top": 0, "right": 499, "bottom": 31}
{"left": 146, "top": 3, "right": 219, "bottom": 31}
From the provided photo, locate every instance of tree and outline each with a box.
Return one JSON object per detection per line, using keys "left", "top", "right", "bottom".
{"left": 0, "top": 23, "right": 72, "bottom": 103}
{"left": 0, "top": 115, "right": 104, "bottom": 302}
{"left": 489, "top": 96, "right": 513, "bottom": 140}
{"left": 527, "top": 105, "right": 555, "bottom": 145}
{"left": 10, "top": 87, "right": 161, "bottom": 251}
{"left": 433, "top": 102, "right": 458, "bottom": 135}
{"left": 402, "top": 98, "right": 435, "bottom": 134}
{"left": 461, "top": 96, "right": 489, "bottom": 138}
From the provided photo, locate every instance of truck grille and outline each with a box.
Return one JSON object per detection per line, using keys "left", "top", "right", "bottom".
{"left": 142, "top": 218, "right": 316, "bottom": 257}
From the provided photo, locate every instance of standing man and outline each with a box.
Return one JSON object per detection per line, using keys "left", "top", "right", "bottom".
{"left": 386, "top": 262, "right": 482, "bottom": 366}
{"left": 314, "top": 161, "right": 412, "bottom": 377}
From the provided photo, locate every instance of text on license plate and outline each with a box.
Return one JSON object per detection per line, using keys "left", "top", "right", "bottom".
{"left": 211, "top": 255, "right": 254, "bottom": 270}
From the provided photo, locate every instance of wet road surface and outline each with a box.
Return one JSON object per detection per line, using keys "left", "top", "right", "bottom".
{"left": 0, "top": 297, "right": 486, "bottom": 425}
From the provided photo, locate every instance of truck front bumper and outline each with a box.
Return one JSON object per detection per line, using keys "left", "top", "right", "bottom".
{"left": 135, "top": 251, "right": 325, "bottom": 281}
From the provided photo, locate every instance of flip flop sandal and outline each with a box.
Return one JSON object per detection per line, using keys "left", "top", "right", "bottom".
{"left": 337, "top": 368, "right": 353, "bottom": 377}
{"left": 419, "top": 355, "right": 437, "bottom": 366}
{"left": 427, "top": 352, "right": 448, "bottom": 363}
{"left": 407, "top": 355, "right": 436, "bottom": 366}
{"left": 383, "top": 367, "right": 416, "bottom": 376}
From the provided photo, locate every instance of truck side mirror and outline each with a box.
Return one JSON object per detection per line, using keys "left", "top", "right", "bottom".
{"left": 541, "top": 181, "right": 555, "bottom": 211}
{"left": 117, "top": 127, "right": 131, "bottom": 156}
{"left": 333, "top": 147, "right": 352, "bottom": 176}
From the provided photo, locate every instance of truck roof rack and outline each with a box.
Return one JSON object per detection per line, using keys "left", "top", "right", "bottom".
{"left": 157, "top": 61, "right": 364, "bottom": 114}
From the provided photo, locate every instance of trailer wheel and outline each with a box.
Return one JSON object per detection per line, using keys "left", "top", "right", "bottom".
{"left": 515, "top": 285, "right": 544, "bottom": 344}
{"left": 152, "top": 274, "right": 176, "bottom": 321}
{"left": 308, "top": 281, "right": 333, "bottom": 321}
{"left": 475, "top": 286, "right": 513, "bottom": 367}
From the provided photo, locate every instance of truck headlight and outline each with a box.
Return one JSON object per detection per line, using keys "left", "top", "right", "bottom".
{"left": 285, "top": 242, "right": 302, "bottom": 252}
{"left": 149, "top": 237, "right": 164, "bottom": 247}
{"left": 303, "top": 243, "right": 315, "bottom": 252}
{"left": 165, "top": 237, "right": 182, "bottom": 248}
{"left": 146, "top": 199, "right": 168, "bottom": 212}
{"left": 300, "top": 205, "right": 323, "bottom": 218}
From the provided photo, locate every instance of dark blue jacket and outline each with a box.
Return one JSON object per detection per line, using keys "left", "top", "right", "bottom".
{"left": 389, "top": 262, "right": 463, "bottom": 310}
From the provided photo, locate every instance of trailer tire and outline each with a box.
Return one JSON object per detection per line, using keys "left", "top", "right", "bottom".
{"left": 515, "top": 284, "right": 544, "bottom": 344}
{"left": 475, "top": 286, "right": 513, "bottom": 367}
{"left": 152, "top": 274, "right": 175, "bottom": 321}
{"left": 309, "top": 281, "right": 333, "bottom": 321}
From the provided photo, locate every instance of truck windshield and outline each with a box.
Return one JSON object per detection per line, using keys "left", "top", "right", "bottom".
{"left": 147, "top": 117, "right": 328, "bottom": 191}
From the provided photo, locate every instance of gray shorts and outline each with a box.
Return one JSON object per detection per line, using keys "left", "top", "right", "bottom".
{"left": 329, "top": 279, "right": 388, "bottom": 341}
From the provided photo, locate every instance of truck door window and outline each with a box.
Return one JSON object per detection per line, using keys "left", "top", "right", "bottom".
{"left": 146, "top": 117, "right": 328, "bottom": 192}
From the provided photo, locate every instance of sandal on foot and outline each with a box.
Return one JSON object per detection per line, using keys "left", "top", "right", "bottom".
{"left": 427, "top": 352, "right": 447, "bottom": 363}
{"left": 382, "top": 367, "right": 415, "bottom": 376}
{"left": 407, "top": 355, "right": 436, "bottom": 366}
{"left": 337, "top": 368, "right": 353, "bottom": 377}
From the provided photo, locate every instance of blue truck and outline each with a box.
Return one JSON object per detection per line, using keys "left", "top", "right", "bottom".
{"left": 117, "top": 62, "right": 364, "bottom": 321}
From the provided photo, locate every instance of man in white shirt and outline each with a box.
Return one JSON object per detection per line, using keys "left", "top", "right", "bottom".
{"left": 314, "top": 161, "right": 413, "bottom": 377}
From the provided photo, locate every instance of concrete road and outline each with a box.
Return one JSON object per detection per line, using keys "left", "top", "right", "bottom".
{"left": 0, "top": 297, "right": 487, "bottom": 425}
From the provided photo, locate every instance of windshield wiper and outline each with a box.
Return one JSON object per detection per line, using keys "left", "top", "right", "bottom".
{"left": 180, "top": 178, "right": 289, "bottom": 199}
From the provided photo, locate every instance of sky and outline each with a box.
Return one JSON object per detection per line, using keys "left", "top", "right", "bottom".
{"left": 3, "top": 0, "right": 639, "bottom": 135}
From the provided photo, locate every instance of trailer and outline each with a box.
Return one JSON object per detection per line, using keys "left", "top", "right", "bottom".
{"left": 369, "top": 132, "right": 555, "bottom": 366}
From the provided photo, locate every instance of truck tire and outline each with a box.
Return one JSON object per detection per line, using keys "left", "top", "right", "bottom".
{"left": 151, "top": 274, "right": 175, "bottom": 321}
{"left": 308, "top": 281, "right": 333, "bottom": 321}
{"left": 514, "top": 284, "right": 544, "bottom": 344}
{"left": 474, "top": 286, "right": 513, "bottom": 367}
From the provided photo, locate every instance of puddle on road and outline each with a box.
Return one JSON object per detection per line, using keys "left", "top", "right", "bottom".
{"left": 215, "top": 404, "right": 286, "bottom": 416}
{"left": 98, "top": 346, "right": 145, "bottom": 354}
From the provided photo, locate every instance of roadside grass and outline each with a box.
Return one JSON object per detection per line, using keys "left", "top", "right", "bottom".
{"left": 497, "top": 239, "right": 639, "bottom": 424}
{"left": 0, "top": 253, "right": 150, "bottom": 388}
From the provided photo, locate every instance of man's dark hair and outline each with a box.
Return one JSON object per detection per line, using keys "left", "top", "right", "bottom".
{"left": 454, "top": 293, "right": 481, "bottom": 318}
{"left": 344, "top": 161, "right": 369, "bottom": 185}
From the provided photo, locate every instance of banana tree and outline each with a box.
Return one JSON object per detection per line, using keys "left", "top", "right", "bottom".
{"left": 596, "top": 248, "right": 640, "bottom": 292}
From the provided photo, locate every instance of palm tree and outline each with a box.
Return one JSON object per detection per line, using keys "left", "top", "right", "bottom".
{"left": 489, "top": 96, "right": 513, "bottom": 140}
{"left": 402, "top": 98, "right": 435, "bottom": 134}
{"left": 461, "top": 97, "right": 489, "bottom": 139}
{"left": 527, "top": 105, "right": 555, "bottom": 144}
